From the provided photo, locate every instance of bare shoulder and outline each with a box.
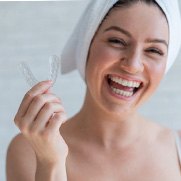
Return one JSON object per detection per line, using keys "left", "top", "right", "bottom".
{"left": 6, "top": 133, "right": 36, "bottom": 181}
{"left": 178, "top": 130, "right": 181, "bottom": 137}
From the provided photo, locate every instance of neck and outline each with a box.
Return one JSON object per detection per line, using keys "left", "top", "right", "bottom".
{"left": 74, "top": 91, "right": 146, "bottom": 150}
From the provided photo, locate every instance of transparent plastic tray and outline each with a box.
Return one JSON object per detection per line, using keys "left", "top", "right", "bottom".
{"left": 19, "top": 55, "right": 60, "bottom": 87}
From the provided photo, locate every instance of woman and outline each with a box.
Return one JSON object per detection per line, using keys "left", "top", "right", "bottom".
{"left": 6, "top": 0, "right": 181, "bottom": 180}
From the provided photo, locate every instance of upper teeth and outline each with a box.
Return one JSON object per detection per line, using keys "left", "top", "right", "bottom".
{"left": 109, "top": 76, "right": 141, "bottom": 88}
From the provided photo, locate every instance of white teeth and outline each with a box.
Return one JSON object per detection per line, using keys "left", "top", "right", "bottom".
{"left": 111, "top": 87, "right": 133, "bottom": 97}
{"left": 109, "top": 76, "right": 141, "bottom": 88}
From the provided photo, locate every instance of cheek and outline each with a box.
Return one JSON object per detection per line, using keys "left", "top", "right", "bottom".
{"left": 85, "top": 42, "right": 117, "bottom": 88}
{"left": 87, "top": 42, "right": 119, "bottom": 70}
{"left": 147, "top": 59, "right": 167, "bottom": 89}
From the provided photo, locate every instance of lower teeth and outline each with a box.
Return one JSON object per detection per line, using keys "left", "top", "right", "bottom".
{"left": 111, "top": 87, "right": 133, "bottom": 97}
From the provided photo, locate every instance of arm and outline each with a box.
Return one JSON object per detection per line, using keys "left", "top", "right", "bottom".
{"left": 6, "top": 134, "right": 67, "bottom": 181}
{"left": 35, "top": 160, "right": 67, "bottom": 181}
{"left": 7, "top": 81, "right": 68, "bottom": 181}
{"left": 6, "top": 134, "right": 36, "bottom": 181}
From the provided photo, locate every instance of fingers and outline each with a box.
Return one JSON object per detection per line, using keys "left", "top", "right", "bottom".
{"left": 46, "top": 112, "right": 67, "bottom": 132}
{"left": 15, "top": 80, "right": 52, "bottom": 120}
{"left": 14, "top": 80, "right": 67, "bottom": 136}
{"left": 15, "top": 95, "right": 63, "bottom": 132}
{"left": 30, "top": 102, "right": 65, "bottom": 132}
{"left": 23, "top": 93, "right": 60, "bottom": 125}
{"left": 13, "top": 81, "right": 69, "bottom": 165}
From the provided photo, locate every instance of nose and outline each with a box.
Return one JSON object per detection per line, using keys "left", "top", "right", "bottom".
{"left": 120, "top": 48, "right": 144, "bottom": 74}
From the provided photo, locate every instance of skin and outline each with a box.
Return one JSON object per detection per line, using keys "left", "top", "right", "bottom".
{"left": 6, "top": 2, "right": 181, "bottom": 181}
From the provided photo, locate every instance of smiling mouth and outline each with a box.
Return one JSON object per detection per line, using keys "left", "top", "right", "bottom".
{"left": 107, "top": 75, "right": 143, "bottom": 98}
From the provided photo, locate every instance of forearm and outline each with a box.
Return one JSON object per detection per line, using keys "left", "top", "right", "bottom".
{"left": 35, "top": 162, "right": 67, "bottom": 181}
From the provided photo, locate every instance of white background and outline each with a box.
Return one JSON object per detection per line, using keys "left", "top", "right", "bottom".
{"left": 0, "top": 1, "right": 181, "bottom": 180}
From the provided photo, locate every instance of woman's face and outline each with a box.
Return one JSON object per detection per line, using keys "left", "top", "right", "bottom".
{"left": 85, "top": 2, "right": 169, "bottom": 114}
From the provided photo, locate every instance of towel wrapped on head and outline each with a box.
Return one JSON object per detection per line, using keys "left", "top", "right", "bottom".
{"left": 61, "top": 0, "right": 181, "bottom": 80}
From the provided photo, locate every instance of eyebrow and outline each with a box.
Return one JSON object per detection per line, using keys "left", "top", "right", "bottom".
{"left": 146, "top": 39, "right": 168, "bottom": 48}
{"left": 104, "top": 26, "right": 132, "bottom": 38}
{"left": 104, "top": 26, "right": 168, "bottom": 48}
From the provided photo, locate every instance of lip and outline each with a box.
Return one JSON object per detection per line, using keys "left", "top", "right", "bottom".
{"left": 108, "top": 74, "right": 143, "bottom": 84}
{"left": 105, "top": 79, "right": 135, "bottom": 101}
{"left": 105, "top": 74, "right": 144, "bottom": 101}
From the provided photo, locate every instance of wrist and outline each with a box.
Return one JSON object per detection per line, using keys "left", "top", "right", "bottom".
{"left": 36, "top": 160, "right": 67, "bottom": 181}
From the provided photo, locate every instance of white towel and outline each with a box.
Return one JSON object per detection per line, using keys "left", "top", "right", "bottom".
{"left": 61, "top": 0, "right": 181, "bottom": 80}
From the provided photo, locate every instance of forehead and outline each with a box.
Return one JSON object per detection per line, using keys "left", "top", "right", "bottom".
{"left": 97, "top": 2, "right": 168, "bottom": 41}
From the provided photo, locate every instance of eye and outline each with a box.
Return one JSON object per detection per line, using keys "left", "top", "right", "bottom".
{"left": 108, "top": 38, "right": 127, "bottom": 47}
{"left": 146, "top": 48, "right": 164, "bottom": 56}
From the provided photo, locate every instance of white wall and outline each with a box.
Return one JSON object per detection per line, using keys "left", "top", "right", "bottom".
{"left": 0, "top": 1, "right": 181, "bottom": 181}
{"left": 0, "top": 2, "right": 87, "bottom": 180}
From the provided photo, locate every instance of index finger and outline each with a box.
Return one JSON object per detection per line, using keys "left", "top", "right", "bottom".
{"left": 15, "top": 80, "right": 53, "bottom": 119}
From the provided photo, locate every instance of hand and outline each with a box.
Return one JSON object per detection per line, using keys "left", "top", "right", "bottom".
{"left": 14, "top": 80, "right": 68, "bottom": 166}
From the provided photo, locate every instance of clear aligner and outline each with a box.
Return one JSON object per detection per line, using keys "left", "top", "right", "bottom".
{"left": 19, "top": 62, "right": 39, "bottom": 87}
{"left": 48, "top": 55, "right": 60, "bottom": 86}
{"left": 19, "top": 55, "right": 60, "bottom": 87}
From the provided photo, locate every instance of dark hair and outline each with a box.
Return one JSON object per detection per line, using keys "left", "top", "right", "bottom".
{"left": 104, "top": 0, "right": 165, "bottom": 21}
{"left": 112, "top": 0, "right": 157, "bottom": 8}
